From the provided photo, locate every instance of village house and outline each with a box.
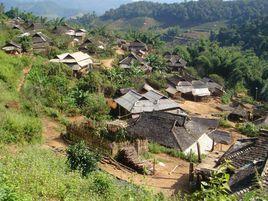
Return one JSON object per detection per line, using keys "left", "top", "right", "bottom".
{"left": 50, "top": 51, "right": 93, "bottom": 77}
{"left": 166, "top": 75, "right": 211, "bottom": 101}
{"left": 127, "top": 111, "right": 221, "bottom": 155}
{"left": 10, "top": 24, "right": 25, "bottom": 33}
{"left": 119, "top": 52, "right": 152, "bottom": 72}
{"left": 66, "top": 29, "right": 87, "bottom": 41}
{"left": 228, "top": 105, "right": 249, "bottom": 122}
{"left": 194, "top": 130, "right": 268, "bottom": 197}
{"left": 191, "top": 80, "right": 211, "bottom": 101}
{"left": 116, "top": 38, "right": 127, "bottom": 48}
{"left": 128, "top": 39, "right": 148, "bottom": 53}
{"left": 78, "top": 38, "right": 95, "bottom": 53}
{"left": 216, "top": 130, "right": 268, "bottom": 196}
{"left": 2, "top": 41, "right": 22, "bottom": 54}
{"left": 52, "top": 24, "right": 73, "bottom": 35}
{"left": 164, "top": 51, "right": 188, "bottom": 73}
{"left": 254, "top": 114, "right": 268, "bottom": 127}
{"left": 114, "top": 90, "right": 183, "bottom": 118}
{"left": 201, "top": 77, "right": 225, "bottom": 96}
{"left": 26, "top": 22, "right": 44, "bottom": 31}
{"left": 31, "top": 32, "right": 51, "bottom": 52}
{"left": 78, "top": 38, "right": 105, "bottom": 54}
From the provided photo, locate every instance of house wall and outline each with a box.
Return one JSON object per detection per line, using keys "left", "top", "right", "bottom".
{"left": 184, "top": 134, "right": 214, "bottom": 155}
{"left": 66, "top": 122, "right": 148, "bottom": 157}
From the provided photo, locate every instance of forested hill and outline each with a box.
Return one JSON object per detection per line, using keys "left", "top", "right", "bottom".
{"left": 101, "top": 0, "right": 268, "bottom": 27}
{"left": 212, "top": 16, "right": 268, "bottom": 60}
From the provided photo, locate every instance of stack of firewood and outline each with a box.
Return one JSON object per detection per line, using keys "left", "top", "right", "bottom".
{"left": 117, "top": 146, "right": 153, "bottom": 175}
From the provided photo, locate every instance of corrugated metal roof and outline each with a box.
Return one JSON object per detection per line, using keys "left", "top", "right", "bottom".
{"left": 143, "top": 90, "right": 168, "bottom": 102}
{"left": 192, "top": 88, "right": 211, "bottom": 97}
{"left": 166, "top": 86, "right": 178, "bottom": 95}
{"left": 115, "top": 90, "right": 145, "bottom": 112}
{"left": 51, "top": 52, "right": 93, "bottom": 68}
{"left": 115, "top": 90, "right": 180, "bottom": 114}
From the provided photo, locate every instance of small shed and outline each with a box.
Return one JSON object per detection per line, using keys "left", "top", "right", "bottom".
{"left": 119, "top": 52, "right": 152, "bottom": 73}
{"left": 164, "top": 52, "right": 188, "bottom": 72}
{"left": 128, "top": 39, "right": 148, "bottom": 52}
{"left": 228, "top": 105, "right": 249, "bottom": 122}
{"left": 2, "top": 41, "right": 22, "bottom": 54}
{"left": 26, "top": 22, "right": 44, "bottom": 31}
{"left": 32, "top": 32, "right": 51, "bottom": 52}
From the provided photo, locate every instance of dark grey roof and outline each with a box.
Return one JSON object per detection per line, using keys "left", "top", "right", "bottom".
{"left": 3, "top": 41, "right": 21, "bottom": 49}
{"left": 167, "top": 74, "right": 196, "bottom": 87}
{"left": 192, "top": 80, "right": 207, "bottom": 89}
{"left": 129, "top": 40, "right": 147, "bottom": 48}
{"left": 164, "top": 52, "right": 187, "bottom": 68}
{"left": 127, "top": 111, "right": 219, "bottom": 151}
{"left": 229, "top": 105, "right": 248, "bottom": 118}
{"left": 52, "top": 24, "right": 71, "bottom": 34}
{"left": 32, "top": 32, "right": 51, "bottom": 43}
{"left": 201, "top": 77, "right": 224, "bottom": 92}
{"left": 216, "top": 131, "right": 268, "bottom": 195}
{"left": 27, "top": 22, "right": 44, "bottom": 31}
{"left": 208, "top": 130, "right": 232, "bottom": 145}
{"left": 254, "top": 115, "right": 268, "bottom": 127}
{"left": 119, "top": 52, "right": 144, "bottom": 65}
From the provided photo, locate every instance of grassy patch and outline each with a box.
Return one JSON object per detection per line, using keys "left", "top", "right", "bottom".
{"left": 148, "top": 143, "right": 198, "bottom": 163}
{"left": 0, "top": 146, "right": 168, "bottom": 201}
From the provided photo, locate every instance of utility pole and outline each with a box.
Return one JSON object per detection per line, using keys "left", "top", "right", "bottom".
{"left": 255, "top": 87, "right": 258, "bottom": 100}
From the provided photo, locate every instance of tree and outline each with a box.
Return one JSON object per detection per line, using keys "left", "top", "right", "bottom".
{"left": 67, "top": 141, "right": 100, "bottom": 176}
{"left": 191, "top": 163, "right": 236, "bottom": 201}
{"left": 19, "top": 36, "right": 32, "bottom": 52}
{"left": 81, "top": 93, "right": 110, "bottom": 121}
{"left": 0, "top": 3, "right": 4, "bottom": 15}
{"left": 146, "top": 54, "right": 166, "bottom": 71}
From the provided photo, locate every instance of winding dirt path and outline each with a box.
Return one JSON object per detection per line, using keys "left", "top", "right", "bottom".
{"left": 101, "top": 58, "right": 114, "bottom": 69}
{"left": 100, "top": 153, "right": 190, "bottom": 196}
{"left": 17, "top": 66, "right": 31, "bottom": 92}
{"left": 41, "top": 117, "right": 67, "bottom": 151}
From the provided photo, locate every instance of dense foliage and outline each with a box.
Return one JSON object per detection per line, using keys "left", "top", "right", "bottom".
{"left": 187, "top": 40, "right": 268, "bottom": 101}
{"left": 67, "top": 141, "right": 100, "bottom": 176}
{"left": 101, "top": 0, "right": 268, "bottom": 27}
{"left": 212, "top": 16, "right": 268, "bottom": 59}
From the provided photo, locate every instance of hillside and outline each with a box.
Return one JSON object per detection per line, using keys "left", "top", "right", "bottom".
{"left": 0, "top": 3, "right": 267, "bottom": 201}
{"left": 100, "top": 0, "right": 268, "bottom": 28}
{"left": 0, "top": 0, "right": 185, "bottom": 17}
{"left": 0, "top": 0, "right": 80, "bottom": 18}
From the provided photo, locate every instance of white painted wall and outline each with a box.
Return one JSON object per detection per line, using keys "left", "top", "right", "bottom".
{"left": 184, "top": 134, "right": 214, "bottom": 155}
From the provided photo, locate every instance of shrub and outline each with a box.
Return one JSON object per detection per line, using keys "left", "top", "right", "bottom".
{"left": 80, "top": 93, "right": 110, "bottom": 121}
{"left": 221, "top": 91, "right": 233, "bottom": 104}
{"left": 67, "top": 141, "right": 100, "bottom": 176}
{"left": 90, "top": 172, "right": 116, "bottom": 198}
{"left": 0, "top": 112, "right": 42, "bottom": 144}
{"left": 25, "top": 60, "right": 77, "bottom": 114}
{"left": 237, "top": 122, "right": 259, "bottom": 137}
{"left": 191, "top": 163, "right": 236, "bottom": 201}
{"left": 0, "top": 172, "right": 20, "bottom": 201}
{"left": 146, "top": 71, "right": 167, "bottom": 90}
{"left": 219, "top": 118, "right": 232, "bottom": 128}
{"left": 209, "top": 74, "right": 225, "bottom": 86}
